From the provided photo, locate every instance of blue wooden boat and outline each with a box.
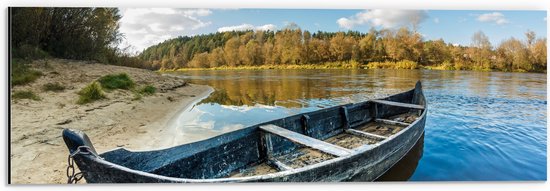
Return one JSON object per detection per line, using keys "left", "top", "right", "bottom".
{"left": 62, "top": 81, "right": 427, "bottom": 183}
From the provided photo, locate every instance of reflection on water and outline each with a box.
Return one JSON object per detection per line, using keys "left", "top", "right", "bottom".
{"left": 167, "top": 69, "right": 546, "bottom": 181}
{"left": 376, "top": 133, "right": 424, "bottom": 181}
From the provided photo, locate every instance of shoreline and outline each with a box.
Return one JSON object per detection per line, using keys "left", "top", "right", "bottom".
{"left": 10, "top": 59, "right": 213, "bottom": 184}
{"left": 166, "top": 64, "right": 545, "bottom": 74}
{"left": 138, "top": 86, "right": 214, "bottom": 151}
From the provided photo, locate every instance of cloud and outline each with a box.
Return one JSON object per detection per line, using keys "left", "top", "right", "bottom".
{"left": 337, "top": 9, "right": 428, "bottom": 29}
{"left": 217, "top": 24, "right": 277, "bottom": 32}
{"left": 476, "top": 12, "right": 509, "bottom": 25}
{"left": 119, "top": 8, "right": 212, "bottom": 51}
{"left": 433, "top": 18, "right": 439, "bottom": 24}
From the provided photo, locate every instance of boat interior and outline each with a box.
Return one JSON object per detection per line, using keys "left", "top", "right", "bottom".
{"left": 229, "top": 110, "right": 421, "bottom": 178}
{"left": 98, "top": 88, "right": 425, "bottom": 180}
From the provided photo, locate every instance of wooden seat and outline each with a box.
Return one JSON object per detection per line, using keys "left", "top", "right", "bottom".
{"left": 371, "top": 99, "right": 424, "bottom": 110}
{"left": 260, "top": 124, "right": 352, "bottom": 157}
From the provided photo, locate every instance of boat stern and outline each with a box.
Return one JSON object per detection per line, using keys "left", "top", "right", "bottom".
{"left": 62, "top": 128, "right": 98, "bottom": 156}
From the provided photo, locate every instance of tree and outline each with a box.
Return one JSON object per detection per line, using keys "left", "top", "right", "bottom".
{"left": 329, "top": 32, "right": 353, "bottom": 61}
{"left": 224, "top": 37, "right": 241, "bottom": 67}
{"left": 208, "top": 47, "right": 225, "bottom": 68}
{"left": 11, "top": 8, "right": 122, "bottom": 62}
{"left": 470, "top": 31, "right": 493, "bottom": 69}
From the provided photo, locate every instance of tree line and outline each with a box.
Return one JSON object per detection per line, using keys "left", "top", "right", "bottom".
{"left": 141, "top": 26, "right": 546, "bottom": 73}
{"left": 11, "top": 7, "right": 147, "bottom": 69}
{"left": 11, "top": 8, "right": 547, "bottom": 73}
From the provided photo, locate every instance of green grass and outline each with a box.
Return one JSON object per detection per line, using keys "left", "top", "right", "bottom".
{"left": 11, "top": 59, "right": 43, "bottom": 86}
{"left": 173, "top": 60, "right": 366, "bottom": 71}
{"left": 42, "top": 82, "right": 65, "bottom": 92}
{"left": 97, "top": 73, "right": 135, "bottom": 90}
{"left": 132, "top": 93, "right": 143, "bottom": 101}
{"left": 12, "top": 90, "right": 40, "bottom": 101}
{"left": 366, "top": 60, "right": 420, "bottom": 69}
{"left": 137, "top": 85, "right": 156, "bottom": 96}
{"left": 77, "top": 82, "right": 106, "bottom": 104}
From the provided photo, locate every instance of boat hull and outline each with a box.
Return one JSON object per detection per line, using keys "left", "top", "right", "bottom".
{"left": 64, "top": 81, "right": 427, "bottom": 183}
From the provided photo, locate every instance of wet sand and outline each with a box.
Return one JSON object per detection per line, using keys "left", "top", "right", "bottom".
{"left": 9, "top": 59, "right": 212, "bottom": 184}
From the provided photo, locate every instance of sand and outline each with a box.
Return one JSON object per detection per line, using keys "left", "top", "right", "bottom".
{"left": 9, "top": 59, "right": 213, "bottom": 184}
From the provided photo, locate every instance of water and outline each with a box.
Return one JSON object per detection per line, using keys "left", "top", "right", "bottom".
{"left": 167, "top": 69, "right": 546, "bottom": 181}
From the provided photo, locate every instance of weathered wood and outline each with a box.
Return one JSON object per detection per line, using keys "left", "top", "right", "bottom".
{"left": 341, "top": 106, "right": 350, "bottom": 130}
{"left": 301, "top": 115, "right": 310, "bottom": 136}
{"left": 267, "top": 158, "right": 293, "bottom": 171}
{"left": 345, "top": 129, "right": 388, "bottom": 140}
{"left": 263, "top": 132, "right": 275, "bottom": 158}
{"left": 375, "top": 119, "right": 411, "bottom": 126}
{"left": 260, "top": 124, "right": 352, "bottom": 157}
{"left": 371, "top": 99, "right": 424, "bottom": 110}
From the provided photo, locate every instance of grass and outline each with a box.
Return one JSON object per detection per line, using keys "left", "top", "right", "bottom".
{"left": 11, "top": 59, "right": 43, "bottom": 86}
{"left": 42, "top": 82, "right": 65, "bottom": 92}
{"left": 77, "top": 82, "right": 106, "bottom": 104}
{"left": 97, "top": 73, "right": 135, "bottom": 90}
{"left": 137, "top": 85, "right": 156, "bottom": 96}
{"left": 173, "top": 60, "right": 366, "bottom": 71}
{"left": 12, "top": 90, "right": 40, "bottom": 101}
{"left": 366, "top": 60, "right": 420, "bottom": 69}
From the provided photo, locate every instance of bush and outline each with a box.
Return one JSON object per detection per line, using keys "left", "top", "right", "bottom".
{"left": 138, "top": 85, "right": 156, "bottom": 96}
{"left": 77, "top": 82, "right": 106, "bottom": 104}
{"left": 12, "top": 44, "right": 49, "bottom": 60}
{"left": 11, "top": 59, "right": 43, "bottom": 86}
{"left": 98, "top": 73, "right": 135, "bottom": 90}
{"left": 42, "top": 82, "right": 65, "bottom": 92}
{"left": 12, "top": 90, "right": 40, "bottom": 101}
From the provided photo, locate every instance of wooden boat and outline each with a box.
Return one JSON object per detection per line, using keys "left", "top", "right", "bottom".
{"left": 62, "top": 81, "right": 427, "bottom": 183}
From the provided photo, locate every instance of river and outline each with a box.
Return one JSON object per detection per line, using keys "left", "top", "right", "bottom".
{"left": 167, "top": 69, "right": 546, "bottom": 181}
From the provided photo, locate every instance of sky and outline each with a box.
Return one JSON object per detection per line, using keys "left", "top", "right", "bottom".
{"left": 118, "top": 9, "right": 547, "bottom": 52}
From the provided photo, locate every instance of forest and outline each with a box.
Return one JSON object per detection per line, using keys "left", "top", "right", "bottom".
{"left": 11, "top": 7, "right": 145, "bottom": 69}
{"left": 11, "top": 8, "right": 547, "bottom": 73}
{"left": 140, "top": 26, "right": 547, "bottom": 73}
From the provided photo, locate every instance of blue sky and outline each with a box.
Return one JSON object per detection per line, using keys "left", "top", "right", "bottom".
{"left": 119, "top": 9, "right": 547, "bottom": 52}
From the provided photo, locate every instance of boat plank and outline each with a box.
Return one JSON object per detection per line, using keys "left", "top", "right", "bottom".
{"left": 375, "top": 119, "right": 411, "bottom": 126}
{"left": 345, "top": 129, "right": 388, "bottom": 140}
{"left": 260, "top": 124, "right": 352, "bottom": 157}
{"left": 267, "top": 158, "right": 293, "bottom": 171}
{"left": 371, "top": 99, "right": 424, "bottom": 110}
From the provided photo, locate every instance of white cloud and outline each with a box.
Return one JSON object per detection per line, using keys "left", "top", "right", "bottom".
{"left": 477, "top": 12, "right": 509, "bottom": 25}
{"left": 433, "top": 18, "right": 440, "bottom": 24}
{"left": 337, "top": 9, "right": 428, "bottom": 29}
{"left": 119, "top": 8, "right": 212, "bottom": 51}
{"left": 217, "top": 24, "right": 277, "bottom": 32}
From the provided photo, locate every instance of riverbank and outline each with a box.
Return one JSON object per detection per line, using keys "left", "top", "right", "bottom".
{"left": 169, "top": 61, "right": 544, "bottom": 73}
{"left": 10, "top": 59, "right": 212, "bottom": 184}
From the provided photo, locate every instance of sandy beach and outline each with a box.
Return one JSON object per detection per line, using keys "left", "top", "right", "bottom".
{"left": 9, "top": 59, "right": 212, "bottom": 184}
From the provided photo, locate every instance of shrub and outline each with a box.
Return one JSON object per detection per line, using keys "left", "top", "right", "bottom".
{"left": 42, "top": 82, "right": 65, "bottom": 92}
{"left": 138, "top": 85, "right": 156, "bottom": 96}
{"left": 77, "top": 82, "right": 106, "bottom": 104}
{"left": 98, "top": 73, "right": 135, "bottom": 90}
{"left": 12, "top": 44, "right": 49, "bottom": 60}
{"left": 132, "top": 93, "right": 143, "bottom": 101}
{"left": 11, "top": 59, "right": 43, "bottom": 86}
{"left": 12, "top": 90, "right": 40, "bottom": 101}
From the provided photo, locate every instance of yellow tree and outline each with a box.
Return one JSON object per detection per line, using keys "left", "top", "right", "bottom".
{"left": 224, "top": 37, "right": 241, "bottom": 67}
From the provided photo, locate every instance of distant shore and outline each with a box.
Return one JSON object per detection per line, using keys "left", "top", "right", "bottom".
{"left": 167, "top": 61, "right": 545, "bottom": 73}
{"left": 10, "top": 59, "right": 212, "bottom": 184}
